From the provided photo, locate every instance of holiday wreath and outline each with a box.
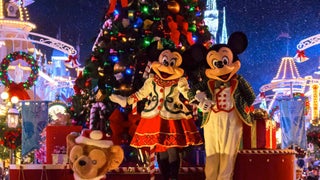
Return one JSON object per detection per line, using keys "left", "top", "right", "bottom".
{"left": 0, "top": 51, "right": 39, "bottom": 100}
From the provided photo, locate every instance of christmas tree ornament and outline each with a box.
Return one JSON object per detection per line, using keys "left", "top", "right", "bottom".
{"left": 167, "top": 0, "right": 180, "bottom": 14}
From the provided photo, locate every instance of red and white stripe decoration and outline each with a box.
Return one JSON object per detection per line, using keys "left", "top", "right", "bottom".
{"left": 89, "top": 102, "right": 106, "bottom": 129}
{"left": 149, "top": 146, "right": 156, "bottom": 180}
{"left": 132, "top": 102, "right": 137, "bottom": 115}
{"left": 238, "top": 149, "right": 296, "bottom": 154}
{"left": 110, "top": 166, "right": 203, "bottom": 174}
{"left": 192, "top": 104, "right": 198, "bottom": 120}
{"left": 143, "top": 61, "right": 152, "bottom": 79}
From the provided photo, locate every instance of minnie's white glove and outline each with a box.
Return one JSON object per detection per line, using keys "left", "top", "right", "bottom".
{"left": 109, "top": 94, "right": 127, "bottom": 108}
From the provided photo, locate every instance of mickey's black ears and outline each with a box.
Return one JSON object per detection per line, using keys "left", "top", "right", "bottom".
{"left": 227, "top": 32, "right": 248, "bottom": 55}
{"left": 181, "top": 43, "right": 207, "bottom": 71}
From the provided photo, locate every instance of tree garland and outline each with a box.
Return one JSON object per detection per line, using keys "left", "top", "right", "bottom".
{"left": 0, "top": 51, "right": 39, "bottom": 89}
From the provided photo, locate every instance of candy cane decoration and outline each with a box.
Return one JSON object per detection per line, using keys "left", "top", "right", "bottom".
{"left": 149, "top": 146, "right": 156, "bottom": 180}
{"left": 143, "top": 61, "right": 152, "bottom": 79}
{"left": 132, "top": 102, "right": 137, "bottom": 115}
{"left": 192, "top": 104, "right": 198, "bottom": 121}
{"left": 92, "top": 18, "right": 113, "bottom": 51}
{"left": 89, "top": 102, "right": 107, "bottom": 130}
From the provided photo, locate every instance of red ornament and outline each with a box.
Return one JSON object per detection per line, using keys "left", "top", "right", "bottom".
{"left": 167, "top": 0, "right": 180, "bottom": 14}
{"left": 85, "top": 79, "right": 91, "bottom": 87}
{"left": 91, "top": 56, "right": 98, "bottom": 62}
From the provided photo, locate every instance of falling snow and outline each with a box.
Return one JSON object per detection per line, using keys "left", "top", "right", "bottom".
{"left": 28, "top": 0, "right": 320, "bottom": 94}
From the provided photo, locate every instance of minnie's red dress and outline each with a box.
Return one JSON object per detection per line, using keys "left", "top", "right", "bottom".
{"left": 129, "top": 75, "right": 203, "bottom": 152}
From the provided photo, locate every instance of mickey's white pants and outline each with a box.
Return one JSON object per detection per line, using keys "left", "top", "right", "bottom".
{"left": 204, "top": 109, "right": 243, "bottom": 180}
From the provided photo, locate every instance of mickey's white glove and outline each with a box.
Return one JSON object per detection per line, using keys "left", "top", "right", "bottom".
{"left": 191, "top": 91, "right": 213, "bottom": 113}
{"left": 194, "top": 91, "right": 207, "bottom": 102}
{"left": 109, "top": 94, "right": 127, "bottom": 108}
{"left": 199, "top": 99, "right": 213, "bottom": 113}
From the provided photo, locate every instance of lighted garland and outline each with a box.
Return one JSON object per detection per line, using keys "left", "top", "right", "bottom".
{"left": 0, "top": 51, "right": 39, "bottom": 89}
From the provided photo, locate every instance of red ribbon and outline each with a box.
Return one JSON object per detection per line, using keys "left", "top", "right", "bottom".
{"left": 245, "top": 105, "right": 254, "bottom": 114}
{"left": 106, "top": 0, "right": 128, "bottom": 15}
{"left": 167, "top": 16, "right": 180, "bottom": 46}
{"left": 297, "top": 50, "right": 306, "bottom": 58}
{"left": 167, "top": 15, "right": 195, "bottom": 46}
{"left": 8, "top": 83, "right": 30, "bottom": 100}
{"left": 176, "top": 15, "right": 195, "bottom": 46}
{"left": 65, "top": 55, "right": 78, "bottom": 65}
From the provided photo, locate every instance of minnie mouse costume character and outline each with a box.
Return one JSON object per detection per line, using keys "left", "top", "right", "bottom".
{"left": 111, "top": 48, "right": 203, "bottom": 180}
{"left": 190, "top": 32, "right": 256, "bottom": 180}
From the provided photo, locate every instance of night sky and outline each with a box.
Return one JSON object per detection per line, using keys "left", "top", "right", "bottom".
{"left": 27, "top": 0, "right": 320, "bottom": 95}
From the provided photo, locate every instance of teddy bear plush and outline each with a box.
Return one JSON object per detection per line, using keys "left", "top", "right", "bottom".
{"left": 66, "top": 129, "right": 124, "bottom": 180}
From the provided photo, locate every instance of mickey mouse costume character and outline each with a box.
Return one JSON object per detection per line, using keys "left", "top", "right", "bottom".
{"left": 111, "top": 48, "right": 203, "bottom": 180}
{"left": 190, "top": 32, "right": 256, "bottom": 180}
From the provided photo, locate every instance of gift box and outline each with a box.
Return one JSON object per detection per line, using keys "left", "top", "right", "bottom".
{"left": 242, "top": 119, "right": 277, "bottom": 149}
{"left": 52, "top": 154, "right": 68, "bottom": 164}
{"left": 242, "top": 119, "right": 266, "bottom": 149}
{"left": 46, "top": 125, "right": 82, "bottom": 164}
{"left": 242, "top": 109, "right": 276, "bottom": 149}
{"left": 266, "top": 120, "right": 277, "bottom": 149}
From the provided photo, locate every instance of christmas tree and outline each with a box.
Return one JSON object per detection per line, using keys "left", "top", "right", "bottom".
{"left": 68, "top": 0, "right": 212, "bottom": 142}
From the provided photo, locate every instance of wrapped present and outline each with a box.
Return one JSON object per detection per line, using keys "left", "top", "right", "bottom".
{"left": 52, "top": 154, "right": 68, "bottom": 164}
{"left": 46, "top": 125, "right": 82, "bottom": 164}
{"left": 242, "top": 119, "right": 266, "bottom": 149}
{"left": 266, "top": 119, "right": 277, "bottom": 149}
{"left": 242, "top": 108, "right": 276, "bottom": 149}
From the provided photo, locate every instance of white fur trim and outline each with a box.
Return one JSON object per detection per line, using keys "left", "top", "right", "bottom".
{"left": 90, "top": 130, "right": 103, "bottom": 140}
{"left": 75, "top": 135, "right": 113, "bottom": 148}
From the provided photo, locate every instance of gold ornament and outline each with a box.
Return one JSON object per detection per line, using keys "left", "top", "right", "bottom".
{"left": 143, "top": 19, "right": 154, "bottom": 30}
{"left": 167, "top": 1, "right": 180, "bottom": 14}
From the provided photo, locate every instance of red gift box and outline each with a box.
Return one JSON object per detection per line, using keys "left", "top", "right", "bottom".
{"left": 243, "top": 119, "right": 266, "bottom": 149}
{"left": 242, "top": 118, "right": 277, "bottom": 149}
{"left": 266, "top": 120, "right": 277, "bottom": 149}
{"left": 46, "top": 125, "right": 82, "bottom": 164}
